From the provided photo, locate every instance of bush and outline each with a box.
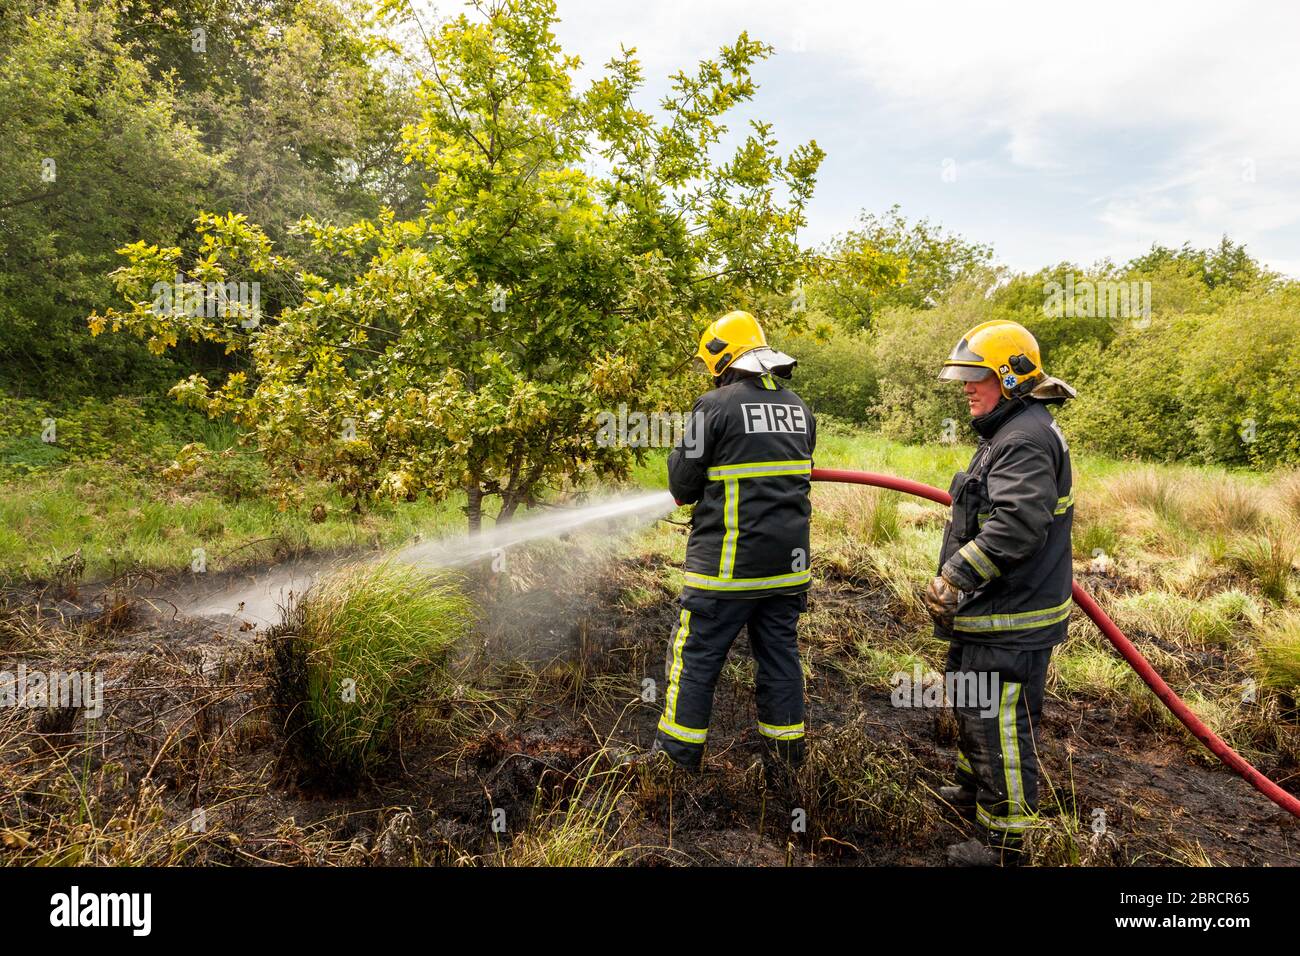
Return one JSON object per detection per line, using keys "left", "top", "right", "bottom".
{"left": 772, "top": 328, "right": 878, "bottom": 424}
{"left": 1056, "top": 318, "right": 1197, "bottom": 462}
{"left": 869, "top": 295, "right": 978, "bottom": 444}
{"left": 1058, "top": 286, "right": 1300, "bottom": 467}
{"left": 161, "top": 442, "right": 269, "bottom": 501}
{"left": 272, "top": 562, "right": 474, "bottom": 781}
{"left": 0, "top": 388, "right": 248, "bottom": 482}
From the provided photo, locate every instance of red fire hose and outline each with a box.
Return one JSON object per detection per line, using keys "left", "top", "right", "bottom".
{"left": 811, "top": 467, "right": 1300, "bottom": 820}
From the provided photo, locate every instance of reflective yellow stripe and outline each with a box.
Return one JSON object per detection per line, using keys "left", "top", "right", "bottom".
{"left": 684, "top": 570, "right": 812, "bottom": 591}
{"left": 758, "top": 721, "right": 804, "bottom": 740}
{"left": 976, "top": 803, "right": 1040, "bottom": 832}
{"left": 657, "top": 716, "right": 708, "bottom": 744}
{"left": 719, "top": 479, "right": 739, "bottom": 578}
{"left": 707, "top": 459, "right": 812, "bottom": 480}
{"left": 760, "top": 374, "right": 777, "bottom": 390}
{"left": 705, "top": 460, "right": 813, "bottom": 582}
{"left": 664, "top": 609, "right": 691, "bottom": 726}
{"left": 953, "top": 597, "right": 1072, "bottom": 633}
{"left": 959, "top": 541, "right": 999, "bottom": 580}
{"left": 1000, "top": 681, "right": 1026, "bottom": 817}
{"left": 956, "top": 749, "right": 972, "bottom": 774}
{"left": 976, "top": 491, "right": 1072, "bottom": 526}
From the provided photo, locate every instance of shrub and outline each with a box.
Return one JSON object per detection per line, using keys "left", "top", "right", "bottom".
{"left": 869, "top": 296, "right": 978, "bottom": 444}
{"left": 161, "top": 442, "right": 269, "bottom": 501}
{"left": 771, "top": 328, "right": 878, "bottom": 424}
{"left": 1056, "top": 318, "right": 1197, "bottom": 463}
{"left": 272, "top": 561, "right": 473, "bottom": 781}
{"left": 1058, "top": 286, "right": 1300, "bottom": 467}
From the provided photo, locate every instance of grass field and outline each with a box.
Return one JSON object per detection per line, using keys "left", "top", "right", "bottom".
{"left": 2, "top": 422, "right": 1298, "bottom": 865}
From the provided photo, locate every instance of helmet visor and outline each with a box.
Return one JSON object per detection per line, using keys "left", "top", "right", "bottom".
{"left": 731, "top": 346, "right": 796, "bottom": 376}
{"left": 938, "top": 363, "right": 993, "bottom": 383}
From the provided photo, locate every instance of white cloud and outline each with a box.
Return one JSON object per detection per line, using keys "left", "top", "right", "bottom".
{"left": 542, "top": 1, "right": 1300, "bottom": 273}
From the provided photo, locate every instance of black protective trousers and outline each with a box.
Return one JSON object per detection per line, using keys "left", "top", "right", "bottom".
{"left": 654, "top": 591, "right": 807, "bottom": 771}
{"left": 944, "top": 640, "right": 1053, "bottom": 849}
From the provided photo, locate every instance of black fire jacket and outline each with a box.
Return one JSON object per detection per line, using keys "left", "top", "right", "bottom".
{"left": 668, "top": 373, "right": 816, "bottom": 599}
{"left": 937, "top": 397, "right": 1074, "bottom": 649}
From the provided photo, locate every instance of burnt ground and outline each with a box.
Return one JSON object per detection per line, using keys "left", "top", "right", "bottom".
{"left": 0, "top": 546, "right": 1297, "bottom": 866}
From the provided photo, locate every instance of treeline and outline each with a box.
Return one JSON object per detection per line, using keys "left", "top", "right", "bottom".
{"left": 2, "top": 0, "right": 1296, "bottom": 478}
{"left": 0, "top": 0, "right": 421, "bottom": 395}
{"left": 779, "top": 230, "right": 1300, "bottom": 469}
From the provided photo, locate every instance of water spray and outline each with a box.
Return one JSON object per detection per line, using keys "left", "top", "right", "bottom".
{"left": 182, "top": 490, "right": 679, "bottom": 626}
{"left": 396, "top": 491, "right": 677, "bottom": 567}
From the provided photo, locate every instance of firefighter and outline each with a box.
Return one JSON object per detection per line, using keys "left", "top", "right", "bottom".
{"left": 924, "top": 319, "right": 1077, "bottom": 866}
{"left": 652, "top": 310, "right": 816, "bottom": 776}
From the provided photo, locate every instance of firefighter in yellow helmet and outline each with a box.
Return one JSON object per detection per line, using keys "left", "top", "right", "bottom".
{"left": 650, "top": 310, "right": 815, "bottom": 779}
{"left": 926, "top": 320, "right": 1076, "bottom": 866}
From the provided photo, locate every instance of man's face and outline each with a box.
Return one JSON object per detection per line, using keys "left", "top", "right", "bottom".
{"left": 963, "top": 371, "right": 1003, "bottom": 417}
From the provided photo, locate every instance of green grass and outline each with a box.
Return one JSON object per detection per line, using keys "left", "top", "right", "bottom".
{"left": 274, "top": 561, "right": 474, "bottom": 778}
{"left": 497, "top": 762, "right": 632, "bottom": 866}
{"left": 1052, "top": 639, "right": 1141, "bottom": 700}
{"left": 0, "top": 460, "right": 466, "bottom": 581}
{"left": 1111, "top": 589, "right": 1263, "bottom": 645}
{"left": 1256, "top": 612, "right": 1300, "bottom": 694}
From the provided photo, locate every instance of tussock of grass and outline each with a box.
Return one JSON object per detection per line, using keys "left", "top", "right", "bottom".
{"left": 1255, "top": 612, "right": 1300, "bottom": 695}
{"left": 1073, "top": 507, "right": 1123, "bottom": 561}
{"left": 1112, "top": 589, "right": 1262, "bottom": 645}
{"left": 1166, "top": 691, "right": 1256, "bottom": 766}
{"left": 720, "top": 656, "right": 755, "bottom": 690}
{"left": 813, "top": 484, "right": 902, "bottom": 546}
{"left": 1186, "top": 479, "right": 1265, "bottom": 536}
{"left": 1267, "top": 469, "right": 1300, "bottom": 527}
{"left": 1107, "top": 468, "right": 1186, "bottom": 525}
{"left": 1021, "top": 786, "right": 1125, "bottom": 867}
{"left": 866, "top": 535, "right": 940, "bottom": 619}
{"left": 1227, "top": 527, "right": 1296, "bottom": 604}
{"left": 793, "top": 717, "right": 941, "bottom": 849}
{"left": 1052, "top": 640, "right": 1142, "bottom": 700}
{"left": 272, "top": 561, "right": 473, "bottom": 780}
{"left": 849, "top": 639, "right": 936, "bottom": 689}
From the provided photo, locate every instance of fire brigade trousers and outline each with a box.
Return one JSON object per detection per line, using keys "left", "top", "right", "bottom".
{"left": 944, "top": 640, "right": 1053, "bottom": 849}
{"left": 655, "top": 591, "right": 807, "bottom": 771}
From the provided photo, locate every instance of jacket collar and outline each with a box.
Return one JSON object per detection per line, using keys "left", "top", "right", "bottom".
{"left": 970, "top": 396, "right": 1032, "bottom": 440}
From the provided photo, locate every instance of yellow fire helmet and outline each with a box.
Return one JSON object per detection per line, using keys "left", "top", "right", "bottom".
{"left": 696, "top": 310, "right": 796, "bottom": 378}
{"left": 938, "top": 319, "right": 1046, "bottom": 399}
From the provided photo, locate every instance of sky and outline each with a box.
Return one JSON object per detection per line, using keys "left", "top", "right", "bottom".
{"left": 528, "top": 0, "right": 1300, "bottom": 277}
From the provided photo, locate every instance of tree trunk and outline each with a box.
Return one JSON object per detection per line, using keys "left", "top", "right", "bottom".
{"left": 497, "top": 494, "right": 520, "bottom": 524}
{"left": 466, "top": 481, "right": 483, "bottom": 535}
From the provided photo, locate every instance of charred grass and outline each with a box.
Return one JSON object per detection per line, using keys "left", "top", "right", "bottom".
{"left": 1, "top": 477, "right": 1299, "bottom": 866}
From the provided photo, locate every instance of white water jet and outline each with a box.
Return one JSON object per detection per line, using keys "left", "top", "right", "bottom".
{"left": 176, "top": 490, "right": 678, "bottom": 628}
{"left": 396, "top": 490, "right": 677, "bottom": 568}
